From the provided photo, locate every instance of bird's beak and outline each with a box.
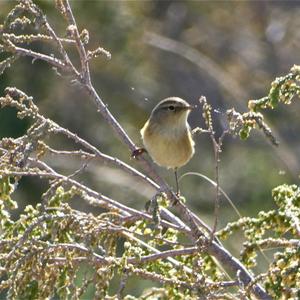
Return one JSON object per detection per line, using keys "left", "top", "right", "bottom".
{"left": 185, "top": 104, "right": 196, "bottom": 111}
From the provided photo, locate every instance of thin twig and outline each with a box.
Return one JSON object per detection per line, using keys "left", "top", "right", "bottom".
{"left": 63, "top": 0, "right": 90, "bottom": 84}
{"left": 8, "top": 41, "right": 68, "bottom": 70}
{"left": 4, "top": 163, "right": 188, "bottom": 234}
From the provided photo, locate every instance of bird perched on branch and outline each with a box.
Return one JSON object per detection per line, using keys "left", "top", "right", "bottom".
{"left": 139, "top": 97, "right": 195, "bottom": 194}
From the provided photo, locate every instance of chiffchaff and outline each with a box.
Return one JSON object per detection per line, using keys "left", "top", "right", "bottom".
{"left": 140, "top": 97, "right": 195, "bottom": 194}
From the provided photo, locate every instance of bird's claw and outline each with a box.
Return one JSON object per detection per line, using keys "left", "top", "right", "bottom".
{"left": 132, "top": 147, "right": 147, "bottom": 158}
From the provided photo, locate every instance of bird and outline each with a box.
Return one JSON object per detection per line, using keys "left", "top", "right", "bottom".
{"left": 140, "top": 97, "right": 195, "bottom": 194}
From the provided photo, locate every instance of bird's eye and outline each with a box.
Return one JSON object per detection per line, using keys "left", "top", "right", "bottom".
{"left": 168, "top": 105, "right": 175, "bottom": 111}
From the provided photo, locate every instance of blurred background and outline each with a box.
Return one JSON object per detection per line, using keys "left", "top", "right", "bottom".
{"left": 1, "top": 0, "right": 300, "bottom": 292}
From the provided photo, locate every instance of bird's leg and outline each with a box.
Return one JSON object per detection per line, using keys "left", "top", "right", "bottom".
{"left": 174, "top": 168, "right": 180, "bottom": 196}
{"left": 131, "top": 147, "right": 147, "bottom": 158}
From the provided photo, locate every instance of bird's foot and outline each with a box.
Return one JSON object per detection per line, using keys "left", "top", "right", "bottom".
{"left": 132, "top": 147, "right": 147, "bottom": 158}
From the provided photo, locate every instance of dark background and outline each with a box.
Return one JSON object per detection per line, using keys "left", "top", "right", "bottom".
{"left": 1, "top": 0, "right": 300, "bottom": 289}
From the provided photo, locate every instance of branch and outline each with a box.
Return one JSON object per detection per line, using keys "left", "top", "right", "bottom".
{"left": 2, "top": 163, "right": 188, "bottom": 234}
{"left": 0, "top": 2, "right": 273, "bottom": 298}
{"left": 5, "top": 40, "right": 68, "bottom": 70}
{"left": 46, "top": 243, "right": 237, "bottom": 291}
{"left": 207, "top": 241, "right": 271, "bottom": 300}
{"left": 62, "top": 0, "right": 91, "bottom": 83}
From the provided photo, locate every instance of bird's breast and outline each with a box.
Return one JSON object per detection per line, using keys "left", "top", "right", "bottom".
{"left": 141, "top": 127, "right": 195, "bottom": 169}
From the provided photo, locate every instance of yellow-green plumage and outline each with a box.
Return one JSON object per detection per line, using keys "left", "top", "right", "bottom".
{"left": 140, "top": 97, "right": 195, "bottom": 170}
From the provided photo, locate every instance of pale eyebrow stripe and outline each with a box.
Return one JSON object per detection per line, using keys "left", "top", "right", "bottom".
{"left": 159, "top": 100, "right": 183, "bottom": 108}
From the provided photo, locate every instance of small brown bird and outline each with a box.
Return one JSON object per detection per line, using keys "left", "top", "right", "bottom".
{"left": 140, "top": 97, "right": 195, "bottom": 194}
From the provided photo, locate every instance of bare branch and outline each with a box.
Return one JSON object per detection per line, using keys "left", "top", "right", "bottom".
{"left": 62, "top": 0, "right": 91, "bottom": 83}
{"left": 5, "top": 40, "right": 68, "bottom": 70}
